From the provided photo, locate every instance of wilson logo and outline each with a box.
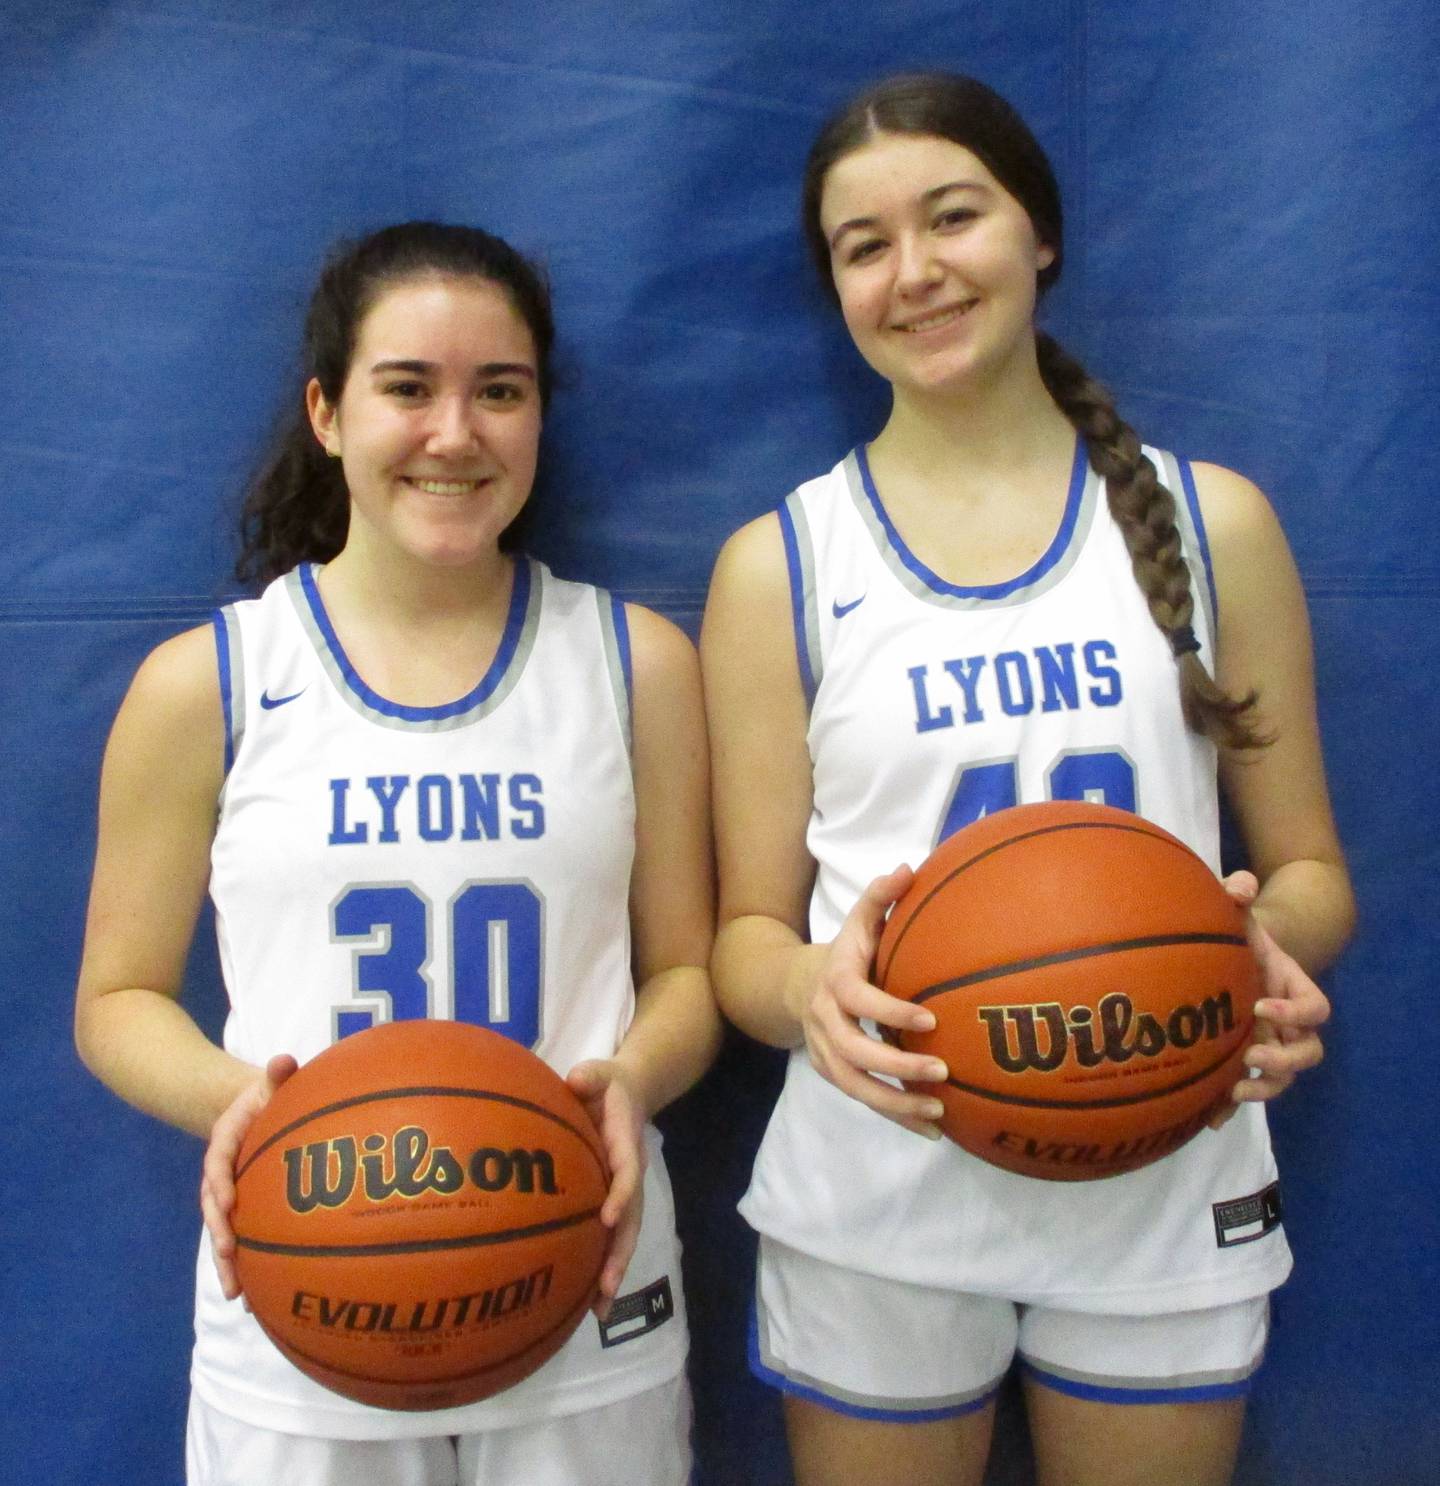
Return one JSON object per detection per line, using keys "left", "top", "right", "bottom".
{"left": 282, "top": 1125, "right": 558, "bottom": 1214}
{"left": 977, "top": 990, "right": 1236, "bottom": 1075}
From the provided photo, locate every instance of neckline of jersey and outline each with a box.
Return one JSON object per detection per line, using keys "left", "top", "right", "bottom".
{"left": 854, "top": 436, "right": 1088, "bottom": 600}
{"left": 297, "top": 557, "right": 533, "bottom": 722}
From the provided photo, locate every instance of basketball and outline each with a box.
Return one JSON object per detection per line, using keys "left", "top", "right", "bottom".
{"left": 231, "top": 1019, "right": 609, "bottom": 1410}
{"left": 876, "top": 801, "right": 1260, "bottom": 1181}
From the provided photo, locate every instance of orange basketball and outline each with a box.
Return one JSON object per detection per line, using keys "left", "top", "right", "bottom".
{"left": 231, "top": 1019, "right": 609, "bottom": 1410}
{"left": 876, "top": 801, "right": 1260, "bottom": 1181}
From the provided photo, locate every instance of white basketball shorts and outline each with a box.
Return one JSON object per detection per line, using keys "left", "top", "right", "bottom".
{"left": 751, "top": 1236, "right": 1268, "bottom": 1420}
{"left": 186, "top": 1373, "right": 691, "bottom": 1486}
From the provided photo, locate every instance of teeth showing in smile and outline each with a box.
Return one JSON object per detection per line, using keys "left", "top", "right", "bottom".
{"left": 408, "top": 478, "right": 484, "bottom": 495}
{"left": 897, "top": 303, "right": 974, "bottom": 333}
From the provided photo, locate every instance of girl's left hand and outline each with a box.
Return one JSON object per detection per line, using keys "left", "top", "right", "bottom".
{"left": 1213, "top": 871, "right": 1331, "bottom": 1124}
{"left": 566, "top": 1059, "right": 646, "bottom": 1319}
{"left": 201, "top": 1053, "right": 298, "bottom": 1300}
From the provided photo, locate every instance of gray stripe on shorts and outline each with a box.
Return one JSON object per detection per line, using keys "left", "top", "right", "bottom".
{"left": 753, "top": 1279, "right": 997, "bottom": 1416}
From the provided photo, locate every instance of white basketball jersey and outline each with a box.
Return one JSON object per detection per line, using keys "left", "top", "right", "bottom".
{"left": 191, "top": 558, "right": 686, "bottom": 1439}
{"left": 739, "top": 443, "right": 1293, "bottom": 1314}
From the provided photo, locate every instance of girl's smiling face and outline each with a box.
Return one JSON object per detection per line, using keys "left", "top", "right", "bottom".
{"left": 820, "top": 132, "right": 1055, "bottom": 400}
{"left": 307, "top": 273, "right": 541, "bottom": 572}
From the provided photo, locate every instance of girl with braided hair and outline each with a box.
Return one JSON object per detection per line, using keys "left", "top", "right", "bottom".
{"left": 702, "top": 74, "right": 1353, "bottom": 1486}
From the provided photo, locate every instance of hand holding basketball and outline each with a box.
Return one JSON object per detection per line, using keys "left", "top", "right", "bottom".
{"left": 201, "top": 1052, "right": 298, "bottom": 1300}
{"left": 795, "top": 864, "right": 949, "bottom": 1140}
{"left": 566, "top": 1058, "right": 647, "bottom": 1316}
{"left": 877, "top": 802, "right": 1263, "bottom": 1180}
{"left": 1222, "top": 871, "right": 1330, "bottom": 1104}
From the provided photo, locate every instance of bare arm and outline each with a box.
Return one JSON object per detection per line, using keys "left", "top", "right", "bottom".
{"left": 73, "top": 625, "right": 259, "bottom": 1139}
{"left": 609, "top": 603, "right": 722, "bottom": 1115}
{"left": 1198, "top": 461, "right": 1357, "bottom": 973}
{"left": 702, "top": 516, "right": 821, "bottom": 1048}
{"left": 701, "top": 515, "right": 943, "bottom": 1136}
{"left": 566, "top": 605, "right": 721, "bottom": 1305}
{"left": 1196, "top": 463, "right": 1356, "bottom": 1105}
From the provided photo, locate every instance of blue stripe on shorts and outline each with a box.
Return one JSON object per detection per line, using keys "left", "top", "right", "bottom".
{"left": 1019, "top": 1356, "right": 1255, "bottom": 1406}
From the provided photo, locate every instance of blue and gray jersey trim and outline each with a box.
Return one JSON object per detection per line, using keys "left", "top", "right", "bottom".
{"left": 778, "top": 495, "right": 821, "bottom": 707}
{"left": 848, "top": 437, "right": 1098, "bottom": 608}
{"left": 286, "top": 558, "right": 542, "bottom": 730}
{"left": 1164, "top": 451, "right": 1220, "bottom": 648}
{"left": 597, "top": 591, "right": 633, "bottom": 755}
{"left": 211, "top": 605, "right": 244, "bottom": 777}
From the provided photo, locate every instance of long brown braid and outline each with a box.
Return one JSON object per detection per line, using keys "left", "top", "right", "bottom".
{"left": 1035, "top": 334, "right": 1267, "bottom": 750}
{"left": 803, "top": 73, "right": 1269, "bottom": 751}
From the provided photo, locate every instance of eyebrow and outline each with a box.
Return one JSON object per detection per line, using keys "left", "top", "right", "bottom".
{"left": 827, "top": 179, "right": 987, "bottom": 250}
{"left": 368, "top": 359, "right": 536, "bottom": 380}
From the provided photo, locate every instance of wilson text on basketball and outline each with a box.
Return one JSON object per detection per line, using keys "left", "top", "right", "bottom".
{"left": 283, "top": 1126, "right": 559, "bottom": 1214}
{"left": 978, "top": 989, "right": 1236, "bottom": 1074}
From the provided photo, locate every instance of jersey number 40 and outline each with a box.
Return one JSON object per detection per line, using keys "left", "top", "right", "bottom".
{"left": 937, "top": 747, "right": 1136, "bottom": 843}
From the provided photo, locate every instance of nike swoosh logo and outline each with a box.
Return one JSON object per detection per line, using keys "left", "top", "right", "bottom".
{"left": 832, "top": 594, "right": 866, "bottom": 618}
{"left": 260, "top": 687, "right": 307, "bottom": 710}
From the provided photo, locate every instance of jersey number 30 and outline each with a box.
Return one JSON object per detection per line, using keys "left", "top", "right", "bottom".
{"left": 330, "top": 881, "right": 542, "bottom": 1046}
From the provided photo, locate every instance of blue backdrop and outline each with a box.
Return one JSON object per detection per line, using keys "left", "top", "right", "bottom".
{"left": 3, "top": 4, "right": 1436, "bottom": 1483}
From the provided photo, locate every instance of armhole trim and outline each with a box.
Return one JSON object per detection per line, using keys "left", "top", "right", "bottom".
{"left": 1177, "top": 455, "right": 1219, "bottom": 645}
{"left": 778, "top": 495, "right": 820, "bottom": 709}
{"left": 598, "top": 591, "right": 634, "bottom": 756}
{"left": 211, "top": 606, "right": 242, "bottom": 776}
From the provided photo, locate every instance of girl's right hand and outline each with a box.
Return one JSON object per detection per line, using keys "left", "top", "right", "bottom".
{"left": 200, "top": 1053, "right": 298, "bottom": 1301}
{"left": 791, "top": 865, "right": 950, "bottom": 1139}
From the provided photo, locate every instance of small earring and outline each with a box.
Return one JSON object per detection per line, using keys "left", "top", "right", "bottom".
{"left": 327, "top": 445, "right": 342, "bottom": 459}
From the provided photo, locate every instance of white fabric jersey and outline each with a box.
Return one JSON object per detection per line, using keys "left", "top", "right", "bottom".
{"left": 193, "top": 558, "right": 686, "bottom": 1439}
{"left": 739, "top": 443, "right": 1292, "bottom": 1316}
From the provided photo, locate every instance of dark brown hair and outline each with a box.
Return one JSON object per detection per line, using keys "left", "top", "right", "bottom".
{"left": 236, "top": 222, "right": 555, "bottom": 587}
{"left": 803, "top": 73, "right": 1265, "bottom": 750}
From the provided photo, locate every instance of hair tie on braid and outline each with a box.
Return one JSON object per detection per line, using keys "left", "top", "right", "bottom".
{"left": 1168, "top": 624, "right": 1201, "bottom": 659}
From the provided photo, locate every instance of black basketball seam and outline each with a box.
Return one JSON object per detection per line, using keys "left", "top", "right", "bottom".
{"left": 261, "top": 1278, "right": 597, "bottom": 1394}
{"left": 234, "top": 1205, "right": 602, "bottom": 1258}
{"left": 942, "top": 1038, "right": 1244, "bottom": 1110}
{"left": 878, "top": 818, "right": 1198, "bottom": 983}
{"left": 909, "top": 932, "right": 1250, "bottom": 1003}
{"left": 236, "top": 1086, "right": 605, "bottom": 1186}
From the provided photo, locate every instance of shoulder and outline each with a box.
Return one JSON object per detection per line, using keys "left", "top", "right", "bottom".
{"left": 1183, "top": 463, "right": 1310, "bottom": 681}
{"left": 1185, "top": 462, "right": 1298, "bottom": 599}
{"left": 1186, "top": 462, "right": 1288, "bottom": 552}
{"left": 105, "top": 623, "right": 224, "bottom": 798}
{"left": 622, "top": 604, "right": 700, "bottom": 699}
{"left": 125, "top": 623, "right": 223, "bottom": 723}
{"left": 708, "top": 510, "right": 789, "bottom": 606}
{"left": 622, "top": 606, "right": 707, "bottom": 781}
{"left": 702, "top": 514, "right": 800, "bottom": 687}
